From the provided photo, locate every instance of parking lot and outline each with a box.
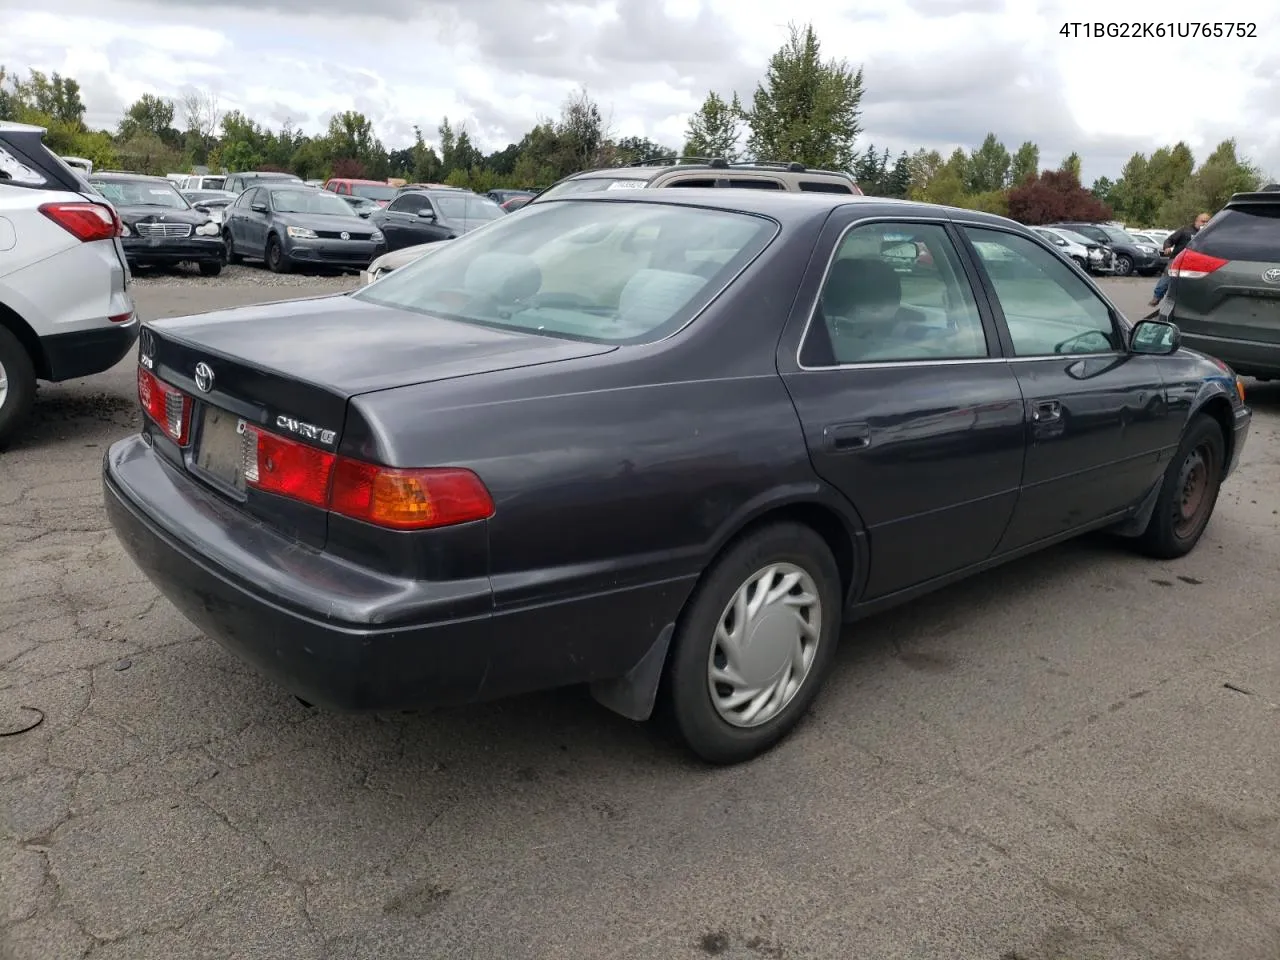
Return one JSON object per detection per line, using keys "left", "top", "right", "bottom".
{"left": 3, "top": 273, "right": 1279, "bottom": 959}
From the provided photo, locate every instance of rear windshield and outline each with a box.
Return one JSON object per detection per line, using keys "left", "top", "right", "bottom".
{"left": 1195, "top": 207, "right": 1280, "bottom": 262}
{"left": 352, "top": 183, "right": 397, "bottom": 201}
{"left": 535, "top": 177, "right": 648, "bottom": 202}
{"left": 354, "top": 199, "right": 778, "bottom": 344}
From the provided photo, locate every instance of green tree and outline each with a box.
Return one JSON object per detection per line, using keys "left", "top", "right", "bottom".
{"left": 1058, "top": 151, "right": 1082, "bottom": 181}
{"left": 744, "top": 22, "right": 863, "bottom": 170}
{"left": 1158, "top": 139, "right": 1263, "bottom": 226}
{"left": 118, "top": 93, "right": 177, "bottom": 145}
{"left": 886, "top": 153, "right": 912, "bottom": 198}
{"left": 906, "top": 148, "right": 943, "bottom": 199}
{"left": 967, "top": 133, "right": 1010, "bottom": 193}
{"left": 682, "top": 91, "right": 743, "bottom": 161}
{"left": 1009, "top": 141, "right": 1040, "bottom": 185}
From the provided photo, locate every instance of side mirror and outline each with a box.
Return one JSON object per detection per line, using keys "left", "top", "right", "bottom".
{"left": 417, "top": 208, "right": 436, "bottom": 220}
{"left": 358, "top": 209, "right": 372, "bottom": 218}
{"left": 1130, "top": 319, "right": 1180, "bottom": 355}
{"left": 251, "top": 202, "right": 268, "bottom": 213}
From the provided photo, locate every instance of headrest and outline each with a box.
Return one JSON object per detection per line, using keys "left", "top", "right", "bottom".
{"left": 823, "top": 258, "right": 902, "bottom": 316}
{"left": 464, "top": 252, "right": 542, "bottom": 302}
{"left": 618, "top": 269, "right": 707, "bottom": 330}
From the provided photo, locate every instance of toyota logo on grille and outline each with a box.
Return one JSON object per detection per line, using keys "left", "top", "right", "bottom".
{"left": 340, "top": 231, "right": 350, "bottom": 241}
{"left": 193, "top": 362, "right": 215, "bottom": 393}
{"left": 1263, "top": 268, "right": 1280, "bottom": 284}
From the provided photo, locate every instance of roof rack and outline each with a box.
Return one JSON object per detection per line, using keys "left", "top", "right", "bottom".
{"left": 632, "top": 155, "right": 730, "bottom": 169}
{"left": 730, "top": 160, "right": 808, "bottom": 173}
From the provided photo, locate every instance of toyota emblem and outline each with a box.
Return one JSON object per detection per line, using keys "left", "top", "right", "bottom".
{"left": 340, "top": 231, "right": 350, "bottom": 241}
{"left": 193, "top": 362, "right": 215, "bottom": 393}
{"left": 1263, "top": 268, "right": 1280, "bottom": 284}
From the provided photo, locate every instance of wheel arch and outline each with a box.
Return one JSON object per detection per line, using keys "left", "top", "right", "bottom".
{"left": 0, "top": 300, "right": 51, "bottom": 379}
{"left": 589, "top": 486, "right": 866, "bottom": 723}
{"left": 1193, "top": 392, "right": 1235, "bottom": 470}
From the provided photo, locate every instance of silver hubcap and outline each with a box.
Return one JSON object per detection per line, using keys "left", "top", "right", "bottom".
{"left": 0, "top": 357, "right": 8, "bottom": 409}
{"left": 707, "top": 563, "right": 822, "bottom": 728}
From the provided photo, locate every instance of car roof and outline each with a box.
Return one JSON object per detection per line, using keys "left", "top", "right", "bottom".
{"left": 547, "top": 188, "right": 1021, "bottom": 229}
{"left": 260, "top": 181, "right": 317, "bottom": 190}
{"left": 90, "top": 172, "right": 172, "bottom": 183}
{"left": 0, "top": 121, "right": 46, "bottom": 134}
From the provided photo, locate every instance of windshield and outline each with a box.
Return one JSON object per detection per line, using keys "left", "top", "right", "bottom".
{"left": 1097, "top": 225, "right": 1134, "bottom": 243}
{"left": 270, "top": 189, "right": 357, "bottom": 216}
{"left": 355, "top": 199, "right": 778, "bottom": 343}
{"left": 534, "top": 177, "right": 648, "bottom": 202}
{"left": 1055, "top": 229, "right": 1094, "bottom": 246}
{"left": 468, "top": 195, "right": 504, "bottom": 220}
{"left": 91, "top": 179, "right": 189, "bottom": 209}
{"left": 353, "top": 183, "right": 397, "bottom": 201}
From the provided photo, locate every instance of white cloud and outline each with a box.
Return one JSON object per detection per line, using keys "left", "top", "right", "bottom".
{"left": 1, "top": 0, "right": 1277, "bottom": 181}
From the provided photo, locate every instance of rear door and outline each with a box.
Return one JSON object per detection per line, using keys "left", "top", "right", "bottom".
{"left": 1167, "top": 200, "right": 1280, "bottom": 363}
{"left": 959, "top": 225, "right": 1177, "bottom": 550}
{"left": 780, "top": 214, "right": 1026, "bottom": 599}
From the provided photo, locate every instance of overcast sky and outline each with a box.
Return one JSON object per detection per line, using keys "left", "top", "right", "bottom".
{"left": 2, "top": 0, "right": 1277, "bottom": 183}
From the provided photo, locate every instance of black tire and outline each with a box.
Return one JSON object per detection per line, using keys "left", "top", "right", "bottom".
{"left": 266, "top": 235, "right": 290, "bottom": 274}
{"left": 1071, "top": 256, "right": 1087, "bottom": 270}
{"left": 1136, "top": 414, "right": 1225, "bottom": 559}
{"left": 223, "top": 229, "right": 242, "bottom": 264}
{"left": 0, "top": 324, "right": 38, "bottom": 450}
{"left": 1114, "top": 254, "right": 1134, "bottom": 277}
{"left": 661, "top": 522, "right": 842, "bottom": 765}
{"left": 198, "top": 260, "right": 222, "bottom": 277}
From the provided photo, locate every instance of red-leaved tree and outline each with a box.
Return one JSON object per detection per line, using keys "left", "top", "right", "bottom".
{"left": 330, "top": 157, "right": 368, "bottom": 179}
{"left": 1007, "top": 170, "right": 1113, "bottom": 225}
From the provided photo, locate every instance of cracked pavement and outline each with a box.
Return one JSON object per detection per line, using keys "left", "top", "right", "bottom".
{"left": 2, "top": 276, "right": 1279, "bottom": 960}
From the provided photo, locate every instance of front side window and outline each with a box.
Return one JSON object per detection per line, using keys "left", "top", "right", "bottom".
{"left": 388, "top": 194, "right": 425, "bottom": 215}
{"left": 355, "top": 199, "right": 778, "bottom": 343}
{"left": 804, "top": 221, "right": 988, "bottom": 364}
{"left": 964, "top": 227, "right": 1120, "bottom": 356}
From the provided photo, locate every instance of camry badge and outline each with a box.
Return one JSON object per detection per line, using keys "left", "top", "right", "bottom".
{"left": 193, "top": 361, "right": 215, "bottom": 393}
{"left": 138, "top": 328, "right": 156, "bottom": 369}
{"left": 340, "top": 231, "right": 350, "bottom": 241}
{"left": 1263, "top": 268, "right": 1280, "bottom": 284}
{"left": 276, "top": 415, "right": 337, "bottom": 446}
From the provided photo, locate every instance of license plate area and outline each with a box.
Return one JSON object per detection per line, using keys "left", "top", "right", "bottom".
{"left": 192, "top": 405, "right": 249, "bottom": 493}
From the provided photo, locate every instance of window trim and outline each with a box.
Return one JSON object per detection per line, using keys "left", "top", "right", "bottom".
{"left": 794, "top": 215, "right": 1006, "bottom": 371}
{"left": 954, "top": 219, "right": 1130, "bottom": 361}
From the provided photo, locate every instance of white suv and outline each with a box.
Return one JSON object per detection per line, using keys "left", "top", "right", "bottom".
{"left": 0, "top": 122, "right": 137, "bottom": 446}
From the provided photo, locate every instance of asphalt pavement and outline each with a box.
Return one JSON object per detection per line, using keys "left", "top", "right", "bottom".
{"left": 3, "top": 271, "right": 1279, "bottom": 960}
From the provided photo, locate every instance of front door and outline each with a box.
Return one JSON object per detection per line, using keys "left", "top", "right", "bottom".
{"left": 960, "top": 225, "right": 1177, "bottom": 551}
{"left": 780, "top": 217, "right": 1027, "bottom": 599}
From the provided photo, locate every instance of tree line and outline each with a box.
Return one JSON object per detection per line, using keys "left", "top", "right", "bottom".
{"left": 0, "top": 22, "right": 1266, "bottom": 228}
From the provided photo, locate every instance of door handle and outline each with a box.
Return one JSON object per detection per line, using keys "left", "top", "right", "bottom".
{"left": 1031, "top": 400, "right": 1062, "bottom": 422}
{"left": 823, "top": 421, "right": 871, "bottom": 452}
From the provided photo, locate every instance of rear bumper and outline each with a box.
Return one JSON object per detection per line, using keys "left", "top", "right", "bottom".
{"left": 103, "top": 434, "right": 695, "bottom": 711}
{"left": 122, "top": 236, "right": 225, "bottom": 264}
{"left": 41, "top": 315, "right": 139, "bottom": 381}
{"left": 1179, "top": 331, "right": 1280, "bottom": 377}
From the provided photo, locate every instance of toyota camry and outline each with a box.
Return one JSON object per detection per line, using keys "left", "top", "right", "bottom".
{"left": 104, "top": 190, "right": 1251, "bottom": 764}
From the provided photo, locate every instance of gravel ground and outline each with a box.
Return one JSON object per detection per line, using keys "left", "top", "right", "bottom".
{"left": 127, "top": 262, "right": 362, "bottom": 291}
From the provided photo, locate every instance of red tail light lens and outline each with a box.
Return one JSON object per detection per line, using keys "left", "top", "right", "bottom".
{"left": 137, "top": 367, "right": 191, "bottom": 445}
{"left": 330, "top": 461, "right": 495, "bottom": 530}
{"left": 1168, "top": 248, "right": 1227, "bottom": 278}
{"left": 237, "top": 424, "right": 494, "bottom": 530}
{"left": 39, "top": 202, "right": 119, "bottom": 242}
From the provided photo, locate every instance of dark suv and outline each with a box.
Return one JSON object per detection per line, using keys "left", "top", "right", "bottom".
{"left": 1046, "top": 221, "right": 1163, "bottom": 277}
{"left": 1158, "top": 189, "right": 1280, "bottom": 379}
{"left": 530, "top": 157, "right": 864, "bottom": 205}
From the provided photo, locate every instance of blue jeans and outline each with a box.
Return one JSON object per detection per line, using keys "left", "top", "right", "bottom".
{"left": 1152, "top": 271, "right": 1170, "bottom": 301}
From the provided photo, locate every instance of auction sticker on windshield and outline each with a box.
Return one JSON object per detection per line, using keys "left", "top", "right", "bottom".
{"left": 606, "top": 180, "right": 646, "bottom": 190}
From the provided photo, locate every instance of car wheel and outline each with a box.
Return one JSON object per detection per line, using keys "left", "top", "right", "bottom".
{"left": 0, "top": 324, "right": 37, "bottom": 449}
{"left": 266, "top": 235, "right": 290, "bottom": 274}
{"left": 1071, "top": 256, "right": 1087, "bottom": 270}
{"left": 1135, "top": 414, "right": 1225, "bottom": 560}
{"left": 223, "top": 230, "right": 242, "bottom": 264}
{"left": 1114, "top": 254, "right": 1134, "bottom": 276}
{"left": 662, "top": 522, "right": 842, "bottom": 765}
{"left": 198, "top": 260, "right": 222, "bottom": 277}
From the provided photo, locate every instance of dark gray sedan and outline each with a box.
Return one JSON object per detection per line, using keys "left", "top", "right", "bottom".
{"left": 222, "top": 184, "right": 386, "bottom": 273}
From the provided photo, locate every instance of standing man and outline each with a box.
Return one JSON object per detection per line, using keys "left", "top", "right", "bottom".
{"left": 1149, "top": 211, "right": 1212, "bottom": 306}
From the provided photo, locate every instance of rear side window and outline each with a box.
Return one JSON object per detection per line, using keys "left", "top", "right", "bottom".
{"left": 799, "top": 180, "right": 855, "bottom": 194}
{"left": 0, "top": 143, "right": 49, "bottom": 187}
{"left": 666, "top": 178, "right": 719, "bottom": 188}
{"left": 726, "top": 178, "right": 784, "bottom": 190}
{"left": 1196, "top": 207, "right": 1280, "bottom": 262}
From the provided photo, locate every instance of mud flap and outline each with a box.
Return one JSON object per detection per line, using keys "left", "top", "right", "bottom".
{"left": 1111, "top": 477, "right": 1162, "bottom": 538}
{"left": 589, "top": 623, "right": 674, "bottom": 722}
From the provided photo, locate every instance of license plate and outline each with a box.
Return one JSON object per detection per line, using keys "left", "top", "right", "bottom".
{"left": 194, "top": 406, "right": 248, "bottom": 491}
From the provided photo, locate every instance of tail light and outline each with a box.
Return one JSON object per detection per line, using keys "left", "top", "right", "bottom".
{"left": 242, "top": 424, "right": 494, "bottom": 530}
{"left": 1168, "top": 249, "right": 1227, "bottom": 279}
{"left": 39, "top": 202, "right": 120, "bottom": 242}
{"left": 137, "top": 367, "right": 191, "bottom": 445}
